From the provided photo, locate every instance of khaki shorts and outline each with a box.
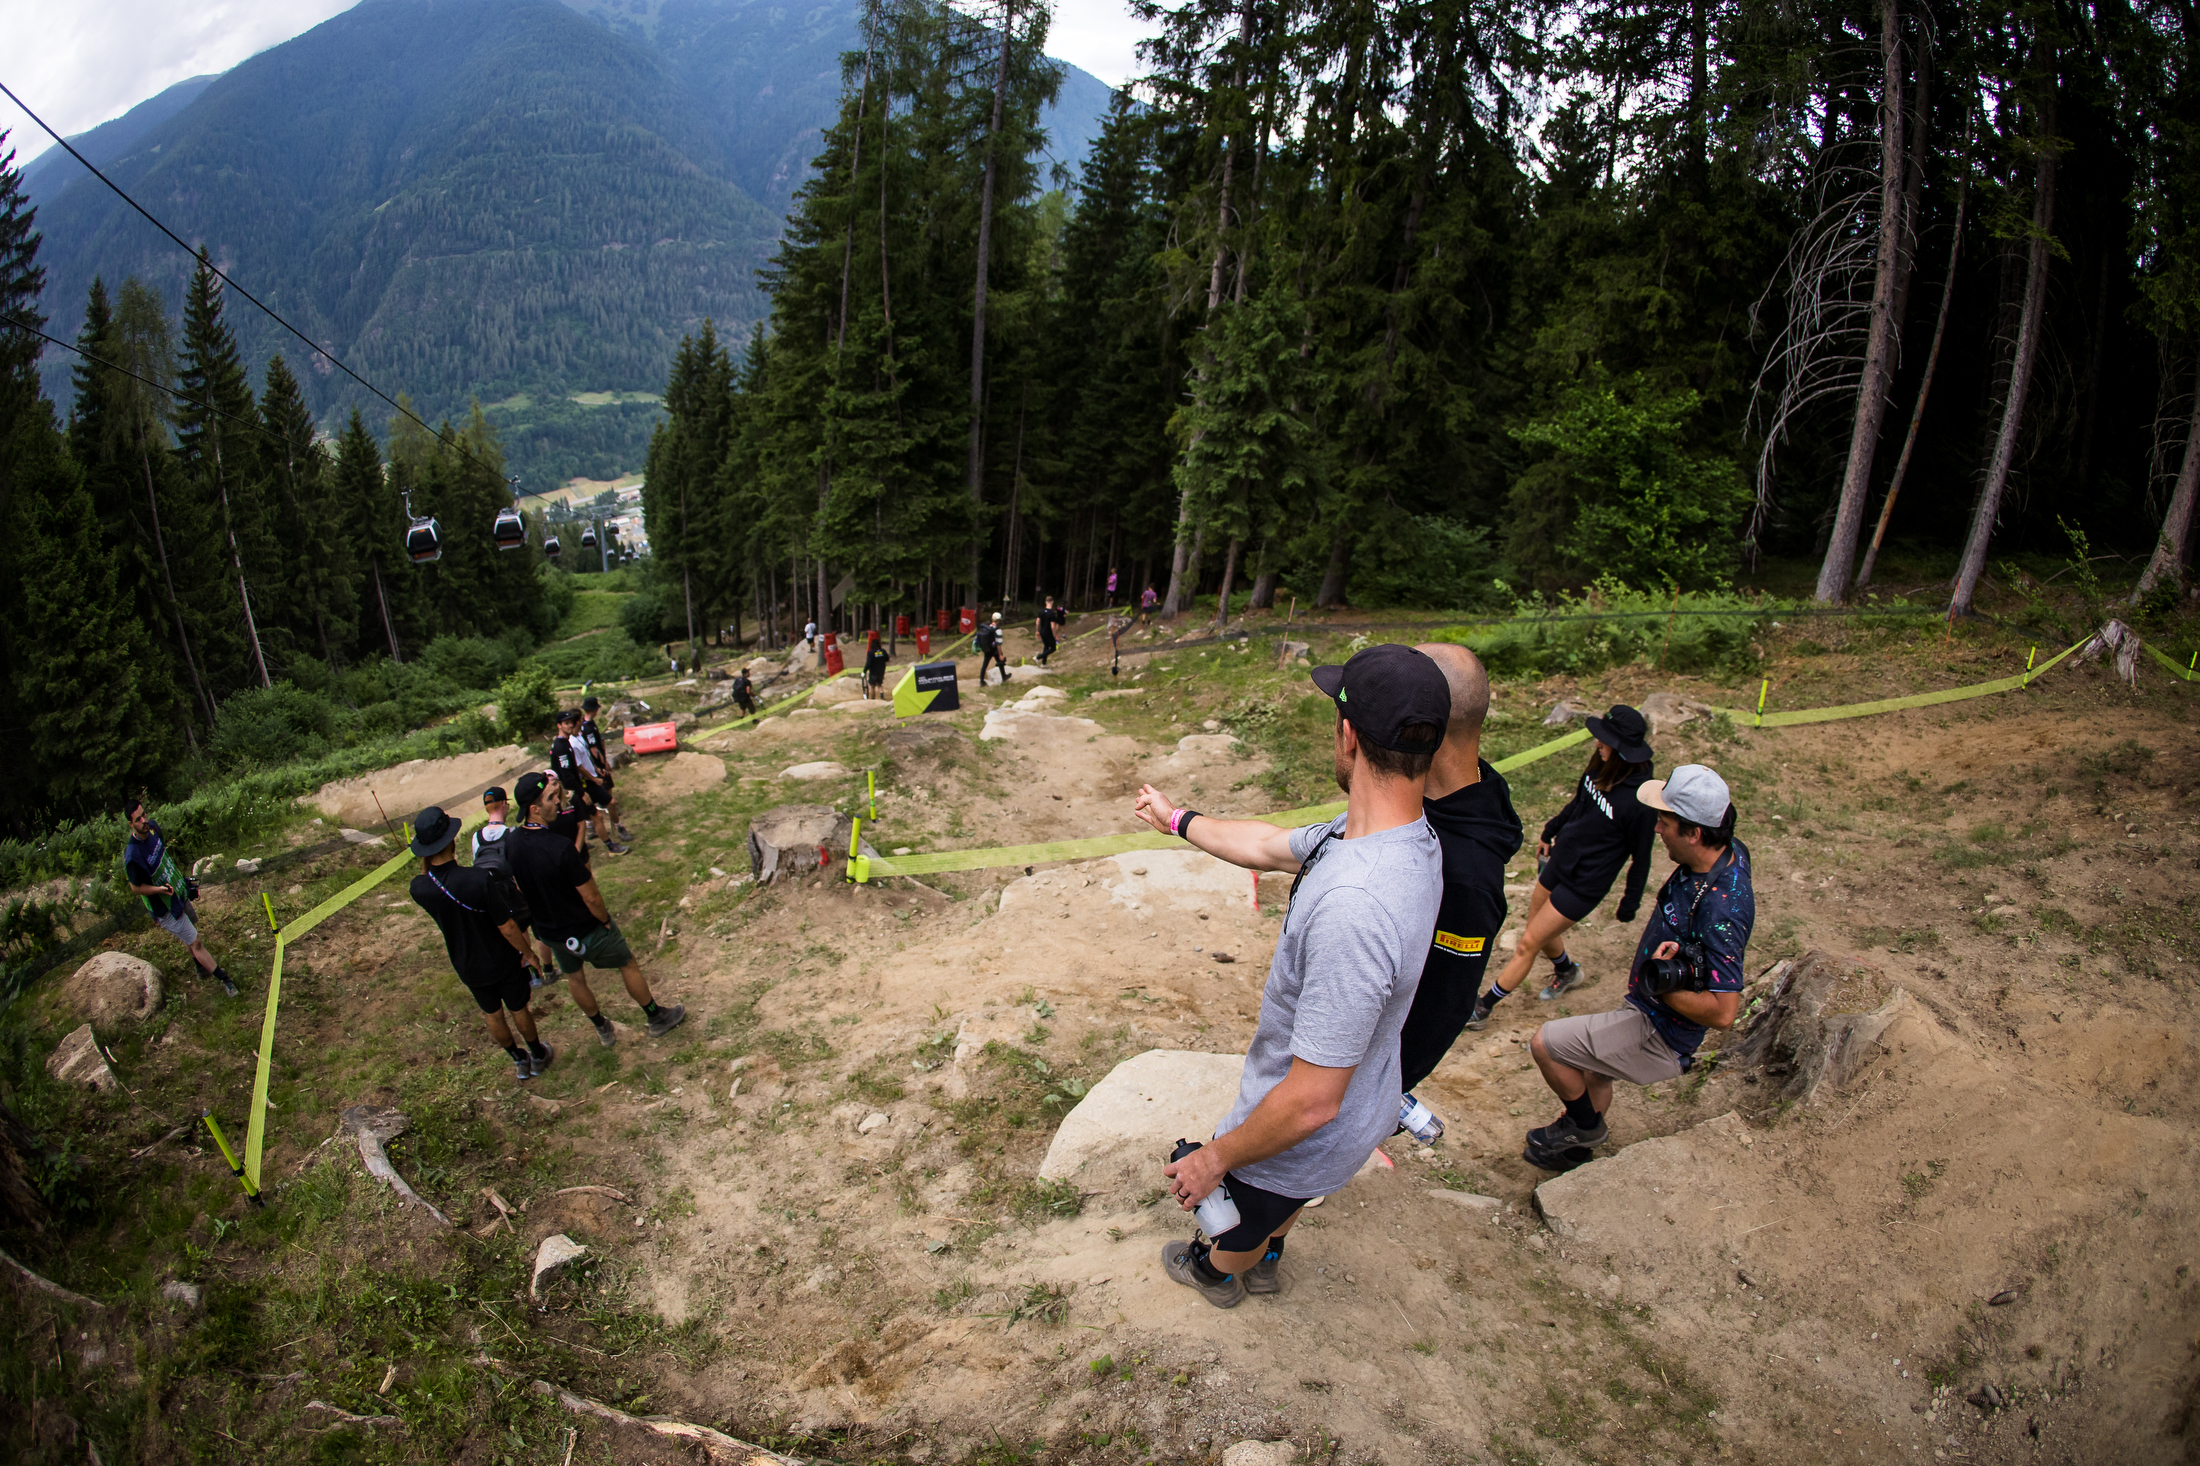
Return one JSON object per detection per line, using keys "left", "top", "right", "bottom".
{"left": 1539, "top": 1006, "right": 1683, "bottom": 1087}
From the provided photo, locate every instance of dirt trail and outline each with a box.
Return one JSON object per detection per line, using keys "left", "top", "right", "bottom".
{"left": 319, "top": 624, "right": 2199, "bottom": 1464}
{"left": 306, "top": 744, "right": 536, "bottom": 828}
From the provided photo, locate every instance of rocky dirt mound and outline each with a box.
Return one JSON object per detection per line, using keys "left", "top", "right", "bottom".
{"left": 305, "top": 745, "right": 534, "bottom": 828}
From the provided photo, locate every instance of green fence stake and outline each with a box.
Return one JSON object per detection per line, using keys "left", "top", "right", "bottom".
{"left": 867, "top": 769, "right": 877, "bottom": 823}
{"left": 846, "top": 816, "right": 869, "bottom": 885}
{"left": 261, "top": 892, "right": 278, "bottom": 931}
{"left": 202, "top": 1110, "right": 263, "bottom": 1207}
{"left": 2024, "top": 644, "right": 2037, "bottom": 686}
{"left": 1755, "top": 679, "right": 1770, "bottom": 727}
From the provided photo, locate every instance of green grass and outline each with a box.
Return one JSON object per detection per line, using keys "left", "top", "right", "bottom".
{"left": 555, "top": 588, "right": 635, "bottom": 640}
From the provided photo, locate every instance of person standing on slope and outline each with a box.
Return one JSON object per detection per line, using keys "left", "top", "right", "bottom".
{"left": 408, "top": 805, "right": 553, "bottom": 1082}
{"left": 1035, "top": 595, "right": 1067, "bottom": 666}
{"left": 122, "top": 797, "right": 238, "bottom": 997}
{"left": 1392, "top": 643, "right": 1523, "bottom": 1140}
{"left": 977, "top": 611, "right": 1011, "bottom": 686}
{"left": 1466, "top": 705, "right": 1656, "bottom": 1031}
{"left": 579, "top": 696, "right": 632, "bottom": 841}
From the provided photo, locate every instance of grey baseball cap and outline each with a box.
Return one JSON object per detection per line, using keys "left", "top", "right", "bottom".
{"left": 1639, "top": 765, "right": 1732, "bottom": 827}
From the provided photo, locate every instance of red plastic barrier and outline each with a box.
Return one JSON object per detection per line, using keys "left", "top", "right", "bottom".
{"left": 915, "top": 627, "right": 931, "bottom": 656}
{"left": 623, "top": 721, "right": 679, "bottom": 754}
{"left": 934, "top": 608, "right": 950, "bottom": 631}
{"left": 959, "top": 607, "right": 976, "bottom": 634}
{"left": 895, "top": 614, "right": 911, "bottom": 636}
{"left": 825, "top": 642, "right": 845, "bottom": 674}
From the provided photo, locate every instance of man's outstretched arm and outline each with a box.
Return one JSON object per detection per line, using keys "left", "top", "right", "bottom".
{"left": 1133, "top": 785, "right": 1303, "bottom": 873}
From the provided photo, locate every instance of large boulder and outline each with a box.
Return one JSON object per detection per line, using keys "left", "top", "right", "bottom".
{"left": 1038, "top": 1049, "right": 1245, "bottom": 1199}
{"left": 1532, "top": 1110, "right": 1750, "bottom": 1259}
{"left": 748, "top": 804, "right": 846, "bottom": 884}
{"left": 809, "top": 678, "right": 864, "bottom": 707}
{"left": 60, "top": 952, "right": 162, "bottom": 1026}
{"left": 47, "top": 1025, "right": 118, "bottom": 1092}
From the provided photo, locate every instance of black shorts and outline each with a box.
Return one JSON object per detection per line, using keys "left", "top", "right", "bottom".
{"left": 1209, "top": 1170, "right": 1312, "bottom": 1253}
{"left": 1545, "top": 882, "right": 1598, "bottom": 922}
{"left": 585, "top": 778, "right": 612, "bottom": 806}
{"left": 462, "top": 967, "right": 532, "bottom": 1015}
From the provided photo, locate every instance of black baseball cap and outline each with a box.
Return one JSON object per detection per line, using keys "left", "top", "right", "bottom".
{"left": 514, "top": 771, "right": 552, "bottom": 811}
{"left": 1310, "top": 645, "right": 1450, "bottom": 753}
{"left": 482, "top": 785, "right": 508, "bottom": 806}
{"left": 556, "top": 708, "right": 581, "bottom": 725}
{"left": 409, "top": 806, "right": 460, "bottom": 858}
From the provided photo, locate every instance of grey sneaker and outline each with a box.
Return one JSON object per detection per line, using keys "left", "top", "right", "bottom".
{"left": 513, "top": 1053, "right": 535, "bottom": 1082}
{"left": 1243, "top": 1248, "right": 1283, "bottom": 1296}
{"left": 1538, "top": 961, "right": 1587, "bottom": 1001}
{"left": 529, "top": 1043, "right": 556, "bottom": 1079}
{"left": 591, "top": 1015, "right": 618, "bottom": 1049}
{"left": 1529, "top": 1113, "right": 1608, "bottom": 1150}
{"left": 645, "top": 1003, "right": 687, "bottom": 1039}
{"left": 214, "top": 967, "right": 239, "bottom": 998}
{"left": 1161, "top": 1239, "right": 1244, "bottom": 1309}
{"left": 604, "top": 841, "right": 631, "bottom": 857}
{"left": 614, "top": 824, "right": 633, "bottom": 841}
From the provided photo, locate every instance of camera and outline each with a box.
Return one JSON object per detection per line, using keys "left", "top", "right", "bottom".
{"left": 185, "top": 877, "right": 200, "bottom": 901}
{"left": 1644, "top": 940, "right": 1711, "bottom": 997}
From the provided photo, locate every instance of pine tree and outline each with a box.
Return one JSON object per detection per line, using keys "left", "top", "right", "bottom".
{"left": 335, "top": 408, "right": 405, "bottom": 662}
{"left": 258, "top": 355, "right": 358, "bottom": 669}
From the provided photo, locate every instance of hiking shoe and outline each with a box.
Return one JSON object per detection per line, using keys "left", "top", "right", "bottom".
{"left": 1161, "top": 1239, "right": 1244, "bottom": 1309}
{"left": 645, "top": 1004, "right": 687, "bottom": 1039}
{"left": 529, "top": 1043, "right": 556, "bottom": 1079}
{"left": 615, "top": 824, "right": 633, "bottom": 841}
{"left": 1521, "top": 1139, "right": 1596, "bottom": 1174}
{"left": 1537, "top": 961, "right": 1587, "bottom": 1001}
{"left": 215, "top": 967, "right": 239, "bottom": 998}
{"left": 514, "top": 1053, "right": 536, "bottom": 1082}
{"left": 591, "top": 1015, "right": 618, "bottom": 1049}
{"left": 1243, "top": 1250, "right": 1283, "bottom": 1296}
{"left": 604, "top": 841, "right": 631, "bottom": 857}
{"left": 1529, "top": 1114, "right": 1608, "bottom": 1151}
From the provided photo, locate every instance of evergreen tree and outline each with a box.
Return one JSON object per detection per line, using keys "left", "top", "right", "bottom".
{"left": 258, "top": 355, "right": 359, "bottom": 668}
{"left": 335, "top": 408, "right": 406, "bottom": 663}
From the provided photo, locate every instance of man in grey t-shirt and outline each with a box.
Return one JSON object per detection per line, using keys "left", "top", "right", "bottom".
{"left": 1131, "top": 643, "right": 1449, "bottom": 1308}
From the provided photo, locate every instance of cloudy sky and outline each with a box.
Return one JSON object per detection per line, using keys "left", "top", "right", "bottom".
{"left": 0, "top": 0, "right": 1147, "bottom": 169}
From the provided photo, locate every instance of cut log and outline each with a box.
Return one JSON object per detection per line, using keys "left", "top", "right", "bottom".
{"left": 340, "top": 1106, "right": 452, "bottom": 1226}
{"left": 530, "top": 1234, "right": 588, "bottom": 1300}
{"left": 747, "top": 804, "right": 844, "bottom": 884}
{"left": 1720, "top": 950, "right": 1935, "bottom": 1106}
{"left": 530, "top": 1379, "right": 806, "bottom": 1466}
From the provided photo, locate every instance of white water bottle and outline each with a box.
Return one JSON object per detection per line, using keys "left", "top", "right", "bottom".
{"left": 1399, "top": 1092, "right": 1444, "bottom": 1144}
{"left": 1169, "top": 1139, "right": 1242, "bottom": 1237}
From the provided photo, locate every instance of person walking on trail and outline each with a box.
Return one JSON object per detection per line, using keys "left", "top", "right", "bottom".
{"left": 1525, "top": 765, "right": 1752, "bottom": 1168}
{"left": 1035, "top": 595, "right": 1068, "bottom": 666}
{"left": 504, "top": 773, "right": 686, "bottom": 1049}
{"left": 579, "top": 696, "right": 632, "bottom": 841}
{"left": 122, "top": 798, "right": 238, "bottom": 997}
{"left": 863, "top": 635, "right": 891, "bottom": 699}
{"left": 977, "top": 611, "right": 1011, "bottom": 685}
{"left": 470, "top": 785, "right": 542, "bottom": 989}
{"left": 553, "top": 709, "right": 627, "bottom": 856}
{"left": 1130, "top": 644, "right": 1448, "bottom": 1308}
{"left": 1465, "top": 704, "right": 1656, "bottom": 1031}
{"left": 1393, "top": 644, "right": 1523, "bottom": 1142}
{"left": 1140, "top": 583, "right": 1159, "bottom": 626}
{"left": 472, "top": 785, "right": 513, "bottom": 864}
{"left": 731, "top": 666, "right": 757, "bottom": 715}
{"left": 408, "top": 805, "right": 554, "bottom": 1083}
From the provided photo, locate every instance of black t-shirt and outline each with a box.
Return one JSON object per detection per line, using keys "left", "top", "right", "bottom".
{"left": 581, "top": 718, "right": 612, "bottom": 771}
{"left": 505, "top": 823, "right": 600, "bottom": 943}
{"left": 410, "top": 862, "right": 524, "bottom": 986}
{"left": 1541, "top": 766, "right": 1656, "bottom": 919}
{"left": 551, "top": 734, "right": 587, "bottom": 792}
{"left": 1038, "top": 607, "right": 1067, "bottom": 642}
{"left": 1418, "top": 761, "right": 1526, "bottom": 991}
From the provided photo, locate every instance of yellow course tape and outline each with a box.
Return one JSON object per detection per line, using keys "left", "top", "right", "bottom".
{"left": 2145, "top": 642, "right": 2198, "bottom": 682}
{"left": 1715, "top": 636, "right": 2088, "bottom": 726}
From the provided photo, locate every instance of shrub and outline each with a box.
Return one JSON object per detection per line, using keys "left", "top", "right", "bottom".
{"left": 1430, "top": 577, "right": 1786, "bottom": 677}
{"left": 418, "top": 634, "right": 523, "bottom": 691}
{"left": 620, "top": 586, "right": 681, "bottom": 646}
{"left": 496, "top": 666, "right": 559, "bottom": 741}
{"left": 208, "top": 683, "right": 345, "bottom": 769}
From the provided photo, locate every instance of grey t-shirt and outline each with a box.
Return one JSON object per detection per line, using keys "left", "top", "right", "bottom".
{"left": 1216, "top": 813, "right": 1443, "bottom": 1198}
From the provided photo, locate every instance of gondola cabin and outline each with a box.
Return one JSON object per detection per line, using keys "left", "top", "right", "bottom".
{"left": 581, "top": 527, "right": 599, "bottom": 550}
{"left": 543, "top": 534, "right": 562, "bottom": 558}
{"left": 492, "top": 507, "right": 526, "bottom": 550}
{"left": 406, "top": 516, "right": 443, "bottom": 564}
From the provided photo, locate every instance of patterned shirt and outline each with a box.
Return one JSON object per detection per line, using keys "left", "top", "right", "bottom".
{"left": 1624, "top": 838, "right": 1754, "bottom": 1062}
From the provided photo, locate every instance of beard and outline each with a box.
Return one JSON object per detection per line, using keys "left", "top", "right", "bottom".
{"left": 1333, "top": 740, "right": 1353, "bottom": 793}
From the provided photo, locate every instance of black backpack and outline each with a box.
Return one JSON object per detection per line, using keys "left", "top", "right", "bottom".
{"left": 470, "top": 828, "right": 534, "bottom": 930}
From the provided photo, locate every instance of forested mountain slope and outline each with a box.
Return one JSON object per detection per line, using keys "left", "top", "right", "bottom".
{"left": 17, "top": 74, "right": 220, "bottom": 210}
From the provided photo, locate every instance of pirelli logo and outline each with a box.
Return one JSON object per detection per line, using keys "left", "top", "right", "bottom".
{"left": 1433, "top": 931, "right": 1486, "bottom": 955}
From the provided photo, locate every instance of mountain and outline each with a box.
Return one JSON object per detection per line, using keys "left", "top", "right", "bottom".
{"left": 18, "top": 74, "right": 222, "bottom": 209}
{"left": 24, "top": 0, "right": 1117, "bottom": 488}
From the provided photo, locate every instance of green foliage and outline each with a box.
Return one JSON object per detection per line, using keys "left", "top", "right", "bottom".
{"left": 1351, "top": 515, "right": 1503, "bottom": 610}
{"left": 1431, "top": 579, "right": 1777, "bottom": 677}
{"left": 495, "top": 666, "right": 559, "bottom": 742}
{"left": 207, "top": 683, "right": 347, "bottom": 768}
{"left": 1507, "top": 378, "right": 1751, "bottom": 592}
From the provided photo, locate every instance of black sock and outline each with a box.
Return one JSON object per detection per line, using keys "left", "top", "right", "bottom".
{"left": 641, "top": 1000, "right": 661, "bottom": 1018}
{"left": 1189, "top": 1240, "right": 1232, "bottom": 1283}
{"left": 527, "top": 1039, "right": 550, "bottom": 1058}
{"left": 505, "top": 1044, "right": 527, "bottom": 1065}
{"left": 1552, "top": 952, "right": 1578, "bottom": 973}
{"left": 1263, "top": 1235, "right": 1286, "bottom": 1263}
{"left": 590, "top": 1012, "right": 613, "bottom": 1027}
{"left": 1563, "top": 1092, "right": 1602, "bottom": 1129}
{"left": 1475, "top": 984, "right": 1509, "bottom": 1017}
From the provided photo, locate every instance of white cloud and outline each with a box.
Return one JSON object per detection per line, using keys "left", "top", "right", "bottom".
{"left": 1043, "top": 0, "right": 1146, "bottom": 90}
{"left": 0, "top": 0, "right": 358, "bottom": 166}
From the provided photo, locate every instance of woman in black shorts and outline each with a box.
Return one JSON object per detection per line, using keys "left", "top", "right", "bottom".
{"left": 1467, "top": 704, "right": 1656, "bottom": 1026}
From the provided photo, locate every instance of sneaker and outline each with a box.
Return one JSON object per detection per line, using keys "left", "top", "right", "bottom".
{"left": 1243, "top": 1249, "right": 1283, "bottom": 1296}
{"left": 1537, "top": 961, "right": 1587, "bottom": 1002}
{"left": 214, "top": 967, "right": 240, "bottom": 998}
{"left": 1529, "top": 1113, "right": 1608, "bottom": 1150}
{"left": 514, "top": 1054, "right": 536, "bottom": 1082}
{"left": 1521, "top": 1139, "right": 1596, "bottom": 1174}
{"left": 591, "top": 1015, "right": 618, "bottom": 1049}
{"left": 1161, "top": 1239, "right": 1244, "bottom": 1309}
{"left": 604, "top": 841, "right": 631, "bottom": 857}
{"left": 615, "top": 824, "right": 633, "bottom": 841}
{"left": 529, "top": 1043, "right": 556, "bottom": 1079}
{"left": 645, "top": 1003, "right": 687, "bottom": 1039}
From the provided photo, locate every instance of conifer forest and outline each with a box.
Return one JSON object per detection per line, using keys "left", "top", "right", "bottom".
{"left": 2, "top": 0, "right": 2198, "bottom": 830}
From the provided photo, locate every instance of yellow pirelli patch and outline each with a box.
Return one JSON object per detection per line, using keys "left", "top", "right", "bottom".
{"left": 1433, "top": 930, "right": 1486, "bottom": 955}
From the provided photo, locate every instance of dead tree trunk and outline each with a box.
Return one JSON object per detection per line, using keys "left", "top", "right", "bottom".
{"left": 1815, "top": 0, "right": 1907, "bottom": 603}
{"left": 2132, "top": 359, "right": 2200, "bottom": 601}
{"left": 1952, "top": 96, "right": 2056, "bottom": 618}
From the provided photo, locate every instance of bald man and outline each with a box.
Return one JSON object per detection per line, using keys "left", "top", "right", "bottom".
{"left": 1394, "top": 644, "right": 1524, "bottom": 1137}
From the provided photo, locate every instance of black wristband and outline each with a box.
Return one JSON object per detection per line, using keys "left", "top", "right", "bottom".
{"left": 1172, "top": 809, "right": 1202, "bottom": 840}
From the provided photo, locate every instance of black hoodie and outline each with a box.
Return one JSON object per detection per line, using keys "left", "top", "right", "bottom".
{"left": 1540, "top": 763, "right": 1656, "bottom": 920}
{"left": 1398, "top": 759, "right": 1525, "bottom": 1090}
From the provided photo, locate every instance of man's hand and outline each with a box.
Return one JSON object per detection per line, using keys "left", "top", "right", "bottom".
{"left": 1536, "top": 839, "right": 1551, "bottom": 860}
{"left": 1163, "top": 1144, "right": 1229, "bottom": 1212}
{"left": 1650, "top": 940, "right": 1680, "bottom": 961}
{"left": 1131, "top": 784, "right": 1180, "bottom": 836}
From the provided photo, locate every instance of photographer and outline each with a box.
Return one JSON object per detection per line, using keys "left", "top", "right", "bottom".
{"left": 1523, "top": 766, "right": 1753, "bottom": 1167}
{"left": 1132, "top": 645, "right": 1447, "bottom": 1308}
{"left": 122, "top": 797, "right": 238, "bottom": 997}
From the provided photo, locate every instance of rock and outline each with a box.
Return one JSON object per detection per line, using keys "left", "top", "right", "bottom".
{"left": 858, "top": 1112, "right": 890, "bottom": 1134}
{"left": 233, "top": 857, "right": 263, "bottom": 875}
{"left": 835, "top": 699, "right": 894, "bottom": 714}
{"left": 1534, "top": 1111, "right": 1752, "bottom": 1247}
{"left": 530, "top": 1234, "right": 589, "bottom": 1300}
{"left": 526, "top": 1095, "right": 563, "bottom": 1116}
{"left": 748, "top": 804, "right": 848, "bottom": 883}
{"left": 809, "top": 679, "right": 864, "bottom": 707}
{"left": 60, "top": 952, "right": 162, "bottom": 1026}
{"left": 1276, "top": 640, "right": 1310, "bottom": 667}
{"left": 160, "top": 1279, "right": 202, "bottom": 1309}
{"left": 744, "top": 656, "right": 778, "bottom": 678}
{"left": 786, "top": 708, "right": 826, "bottom": 720}
{"left": 1637, "top": 692, "right": 1716, "bottom": 737}
{"left": 46, "top": 1024, "right": 118, "bottom": 1091}
{"left": 1097, "top": 849, "right": 1265, "bottom": 915}
{"left": 1543, "top": 696, "right": 1596, "bottom": 726}
{"left": 1038, "top": 1049, "right": 1245, "bottom": 1198}
{"left": 1174, "top": 733, "right": 1240, "bottom": 755}
{"left": 1222, "top": 1442, "right": 1296, "bottom": 1466}
{"left": 979, "top": 707, "right": 1102, "bottom": 742}
{"left": 781, "top": 761, "right": 852, "bottom": 781}
{"left": 338, "top": 828, "right": 387, "bottom": 846}
{"left": 1426, "top": 1189, "right": 1502, "bottom": 1210}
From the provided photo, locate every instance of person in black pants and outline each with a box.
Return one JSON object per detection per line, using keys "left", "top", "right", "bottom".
{"left": 1467, "top": 704, "right": 1656, "bottom": 1029}
{"left": 731, "top": 667, "right": 757, "bottom": 715}
{"left": 407, "top": 806, "right": 554, "bottom": 1083}
{"left": 977, "top": 612, "right": 1011, "bottom": 685}
{"left": 1035, "top": 596, "right": 1067, "bottom": 665}
{"left": 579, "top": 696, "right": 632, "bottom": 841}
{"left": 863, "top": 634, "right": 891, "bottom": 699}
{"left": 1393, "top": 644, "right": 1523, "bottom": 1137}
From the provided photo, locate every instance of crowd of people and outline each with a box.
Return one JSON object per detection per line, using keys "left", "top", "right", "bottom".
{"left": 1134, "top": 642, "right": 1754, "bottom": 1307}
